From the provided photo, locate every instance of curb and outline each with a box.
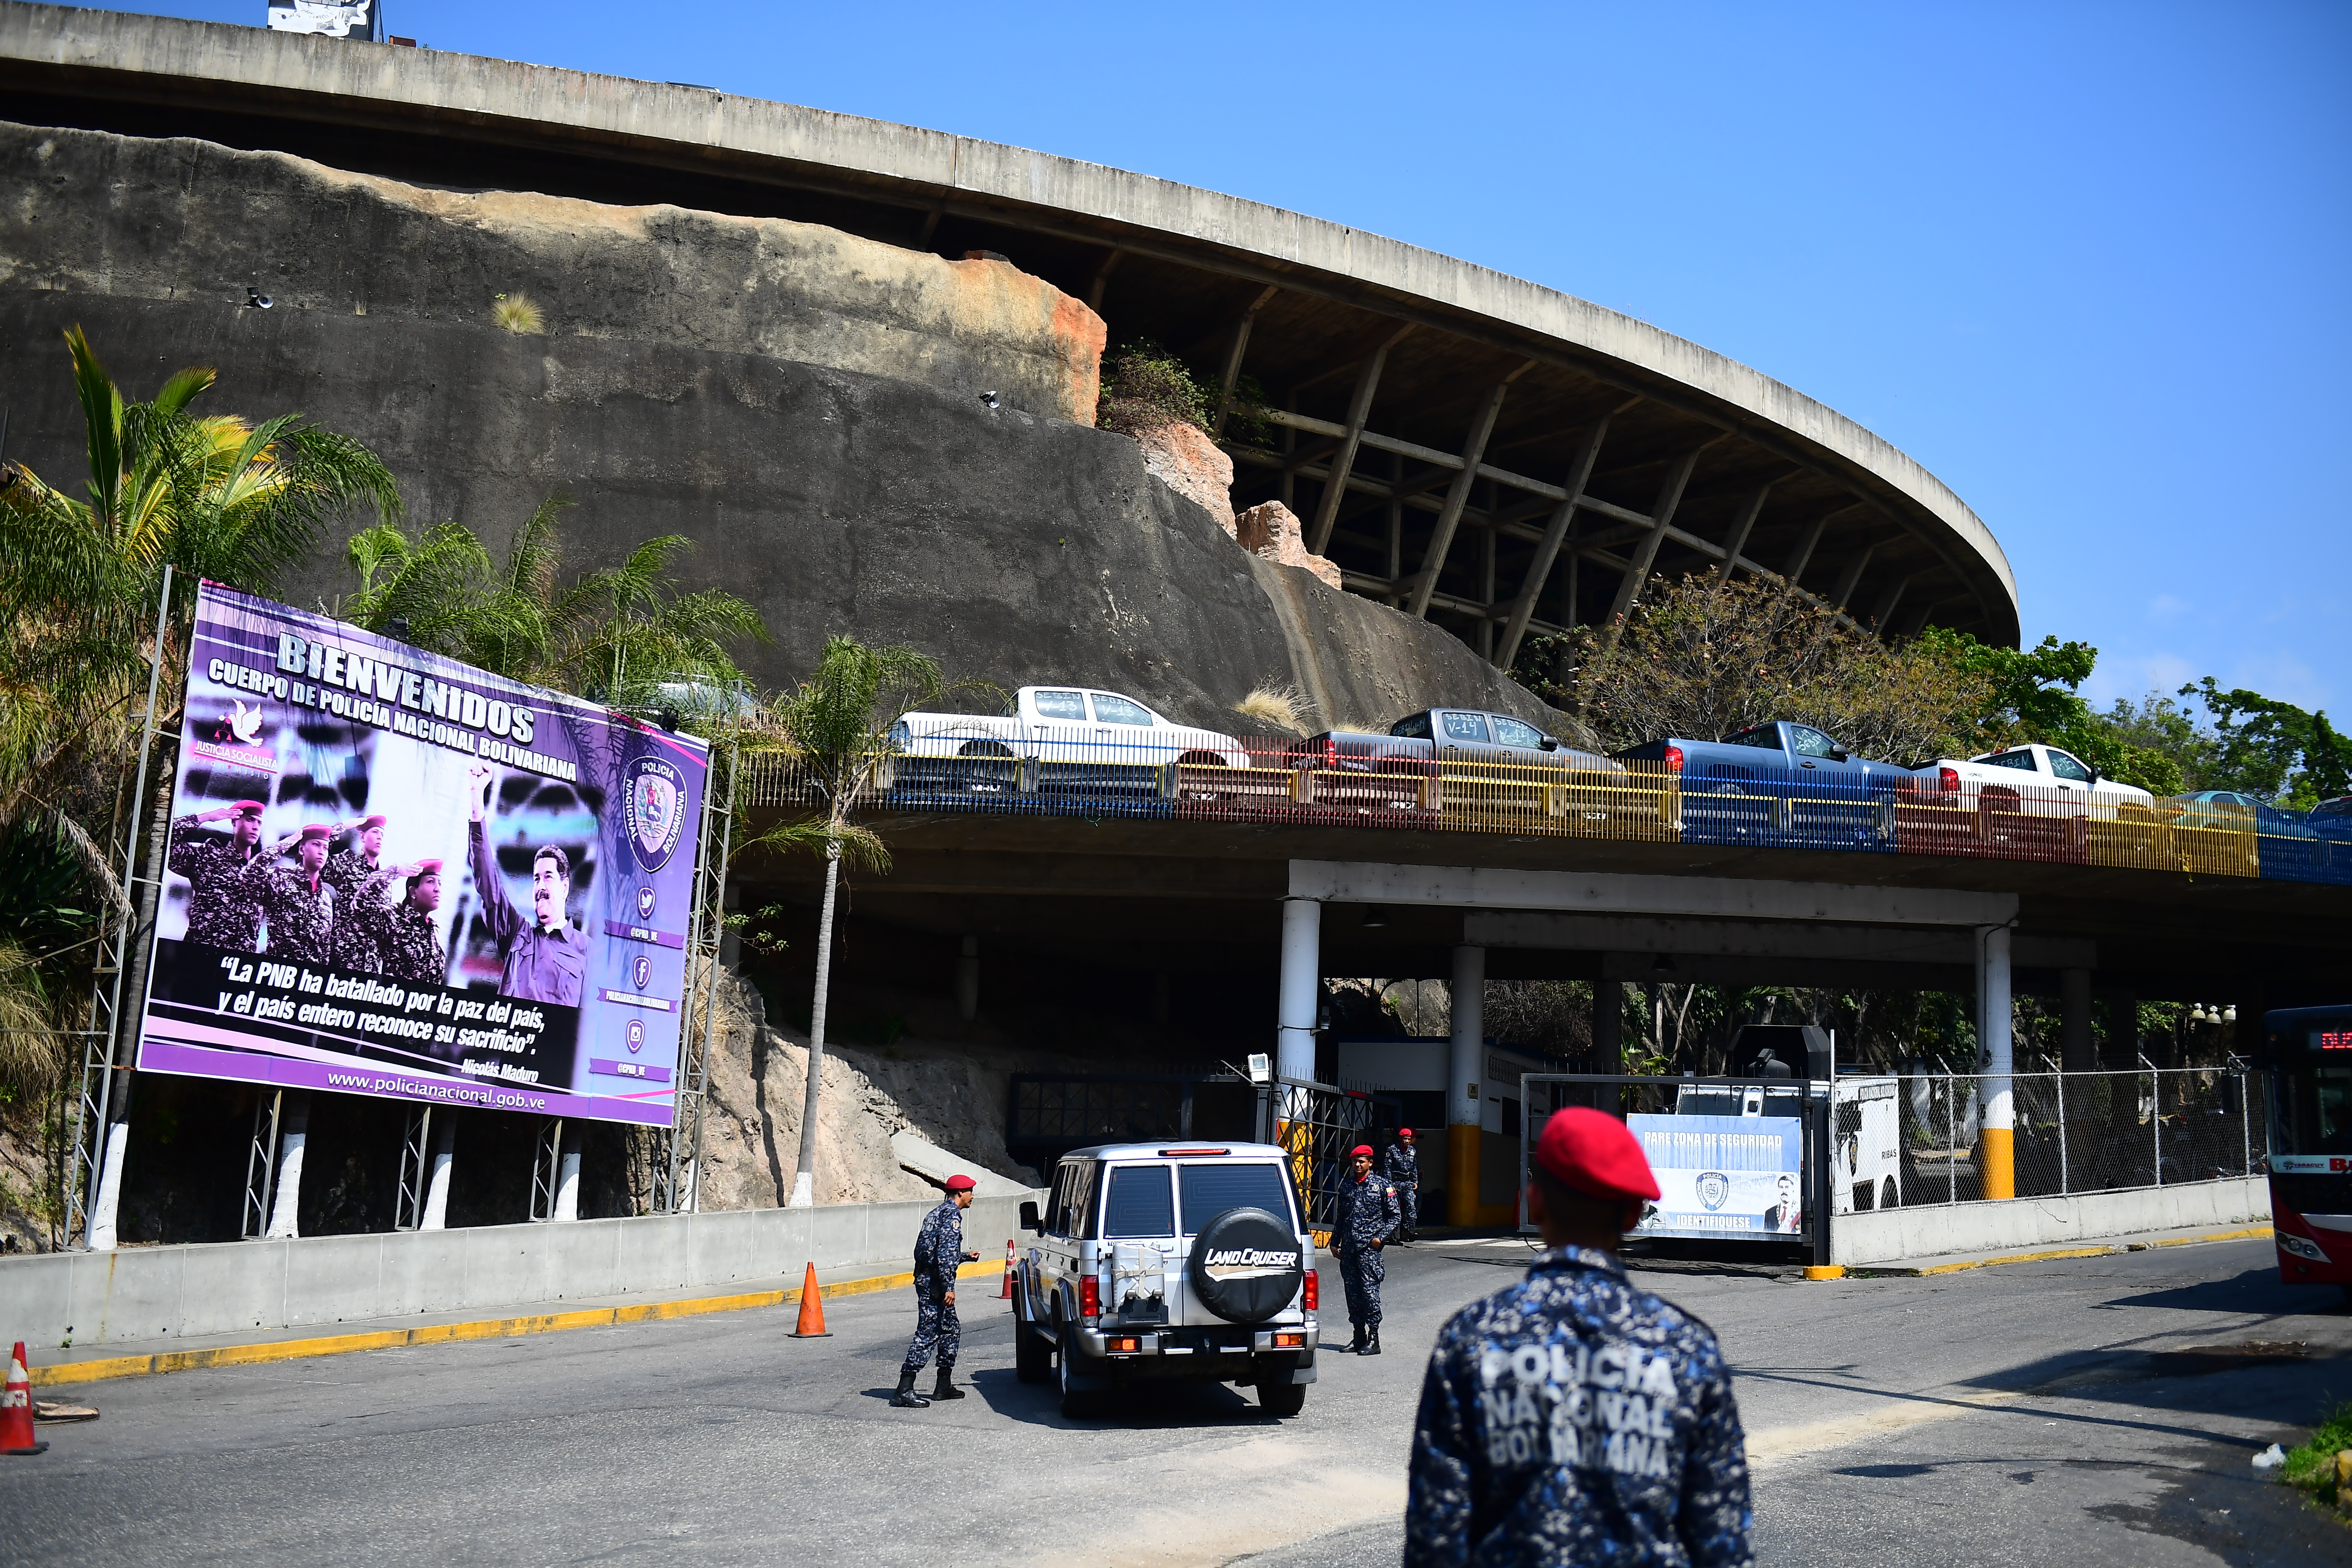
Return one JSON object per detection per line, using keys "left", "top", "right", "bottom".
{"left": 28, "top": 1258, "right": 1005, "bottom": 1389}
{"left": 1859, "top": 1225, "right": 2272, "bottom": 1278}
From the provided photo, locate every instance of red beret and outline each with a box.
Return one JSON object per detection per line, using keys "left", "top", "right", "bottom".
{"left": 942, "top": 1173, "right": 977, "bottom": 1192}
{"left": 1350, "top": 1144, "right": 1375, "bottom": 1159}
{"left": 412, "top": 858, "right": 444, "bottom": 875}
{"left": 297, "top": 823, "right": 333, "bottom": 842}
{"left": 357, "top": 814, "right": 387, "bottom": 830}
{"left": 1535, "top": 1108, "right": 1660, "bottom": 1203}
{"left": 1397, "top": 1127, "right": 1415, "bottom": 1138}
{"left": 231, "top": 800, "right": 265, "bottom": 817}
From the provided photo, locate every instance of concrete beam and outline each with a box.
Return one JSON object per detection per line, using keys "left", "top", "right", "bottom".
{"left": 1467, "top": 911, "right": 2092, "bottom": 969}
{"left": 1289, "top": 860, "right": 2019, "bottom": 928}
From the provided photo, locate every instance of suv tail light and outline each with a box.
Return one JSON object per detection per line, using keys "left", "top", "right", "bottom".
{"left": 1939, "top": 766, "right": 1960, "bottom": 792}
{"left": 1663, "top": 745, "right": 1684, "bottom": 773}
{"left": 1079, "top": 1274, "right": 1100, "bottom": 1320}
{"left": 1302, "top": 1269, "right": 1318, "bottom": 1311}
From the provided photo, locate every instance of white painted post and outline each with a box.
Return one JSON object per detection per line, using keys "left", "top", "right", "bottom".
{"left": 265, "top": 1096, "right": 310, "bottom": 1239}
{"left": 1276, "top": 898, "right": 1321, "bottom": 1082}
{"left": 1978, "top": 926, "right": 2014, "bottom": 1200}
{"left": 554, "top": 1139, "right": 582, "bottom": 1222}
{"left": 1448, "top": 944, "right": 1486, "bottom": 1225}
{"left": 86, "top": 1119, "right": 131, "bottom": 1251}
{"left": 421, "top": 1112, "right": 456, "bottom": 1231}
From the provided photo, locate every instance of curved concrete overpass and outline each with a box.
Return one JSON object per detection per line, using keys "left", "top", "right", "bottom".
{"left": 0, "top": 2, "right": 2018, "bottom": 659}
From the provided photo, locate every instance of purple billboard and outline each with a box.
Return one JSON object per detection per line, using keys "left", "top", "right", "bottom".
{"left": 135, "top": 582, "right": 710, "bottom": 1127}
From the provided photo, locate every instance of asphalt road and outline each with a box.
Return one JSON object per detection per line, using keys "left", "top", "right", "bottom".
{"left": 4, "top": 1238, "right": 2348, "bottom": 1565}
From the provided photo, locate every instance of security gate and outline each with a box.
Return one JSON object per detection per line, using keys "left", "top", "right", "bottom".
{"left": 1518, "top": 1074, "right": 1832, "bottom": 1266}
{"left": 1261, "top": 1076, "right": 1375, "bottom": 1233}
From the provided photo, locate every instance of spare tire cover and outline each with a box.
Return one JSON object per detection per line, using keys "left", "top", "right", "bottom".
{"left": 1187, "top": 1206, "right": 1306, "bottom": 1325}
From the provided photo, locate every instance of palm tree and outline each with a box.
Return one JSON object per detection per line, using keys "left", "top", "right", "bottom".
{"left": 745, "top": 637, "right": 946, "bottom": 1207}
{"left": 0, "top": 329, "right": 398, "bottom": 1018}
{"left": 342, "top": 499, "right": 768, "bottom": 714}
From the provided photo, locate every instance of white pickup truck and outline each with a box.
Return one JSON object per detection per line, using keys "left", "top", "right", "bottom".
{"left": 1908, "top": 742, "right": 2153, "bottom": 818}
{"left": 888, "top": 686, "right": 1248, "bottom": 794}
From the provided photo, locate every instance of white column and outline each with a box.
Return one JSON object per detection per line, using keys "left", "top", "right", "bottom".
{"left": 420, "top": 1113, "right": 456, "bottom": 1231}
{"left": 1276, "top": 898, "right": 1321, "bottom": 1081}
{"left": 1978, "top": 924, "right": 2015, "bottom": 1199}
{"left": 553, "top": 1141, "right": 582, "bottom": 1222}
{"left": 86, "top": 1119, "right": 131, "bottom": 1251}
{"left": 265, "top": 1097, "right": 310, "bottom": 1240}
{"left": 1449, "top": 945, "right": 1485, "bottom": 1131}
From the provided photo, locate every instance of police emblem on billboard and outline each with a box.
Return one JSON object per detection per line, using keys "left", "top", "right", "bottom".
{"left": 636, "top": 885, "right": 656, "bottom": 920}
{"left": 626, "top": 1020, "right": 645, "bottom": 1055}
{"left": 1696, "top": 1171, "right": 1730, "bottom": 1211}
{"left": 632, "top": 954, "right": 652, "bottom": 991}
{"left": 622, "top": 757, "right": 689, "bottom": 871}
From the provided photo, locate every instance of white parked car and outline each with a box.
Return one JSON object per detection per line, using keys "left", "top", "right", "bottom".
{"left": 1908, "top": 743, "right": 2154, "bottom": 818}
{"left": 888, "top": 685, "right": 1249, "bottom": 794}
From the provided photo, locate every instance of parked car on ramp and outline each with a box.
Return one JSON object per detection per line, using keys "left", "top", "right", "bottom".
{"left": 889, "top": 686, "right": 1247, "bottom": 797}
{"left": 1285, "top": 708, "right": 1632, "bottom": 820}
{"left": 1908, "top": 743, "right": 2154, "bottom": 817}
{"left": 1614, "top": 721, "right": 1911, "bottom": 849}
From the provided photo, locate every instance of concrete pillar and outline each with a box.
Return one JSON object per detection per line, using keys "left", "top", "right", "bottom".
{"left": 420, "top": 1112, "right": 457, "bottom": 1231}
{"left": 2060, "top": 969, "right": 2094, "bottom": 1073}
{"left": 1978, "top": 927, "right": 2014, "bottom": 1200}
{"left": 265, "top": 1094, "right": 310, "bottom": 1239}
{"left": 86, "top": 1116, "right": 131, "bottom": 1252}
{"left": 1448, "top": 944, "right": 1486, "bottom": 1226}
{"left": 1592, "top": 977, "right": 1623, "bottom": 1075}
{"left": 1276, "top": 898, "right": 1320, "bottom": 1082}
{"left": 553, "top": 1133, "right": 582, "bottom": 1223}
{"left": 955, "top": 934, "right": 980, "bottom": 1023}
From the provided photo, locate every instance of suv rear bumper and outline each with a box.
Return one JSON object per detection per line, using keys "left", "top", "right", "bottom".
{"left": 1064, "top": 1321, "right": 1319, "bottom": 1386}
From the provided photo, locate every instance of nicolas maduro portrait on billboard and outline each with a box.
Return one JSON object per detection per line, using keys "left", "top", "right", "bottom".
{"left": 136, "top": 582, "right": 710, "bottom": 1127}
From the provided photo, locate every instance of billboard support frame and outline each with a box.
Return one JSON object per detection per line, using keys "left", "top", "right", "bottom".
{"left": 660, "top": 742, "right": 735, "bottom": 1215}
{"left": 241, "top": 1088, "right": 284, "bottom": 1240}
{"left": 70, "top": 563, "right": 173, "bottom": 1250}
{"left": 394, "top": 1103, "right": 432, "bottom": 1231}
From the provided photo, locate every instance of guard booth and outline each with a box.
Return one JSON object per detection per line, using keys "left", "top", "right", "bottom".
{"left": 1519, "top": 1073, "right": 1835, "bottom": 1266}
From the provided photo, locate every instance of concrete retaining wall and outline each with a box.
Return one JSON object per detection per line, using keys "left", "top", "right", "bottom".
{"left": 1831, "top": 1178, "right": 2270, "bottom": 1267}
{"left": 0, "top": 1193, "right": 1037, "bottom": 1351}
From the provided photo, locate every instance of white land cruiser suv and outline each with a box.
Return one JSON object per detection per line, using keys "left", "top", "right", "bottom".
{"left": 1012, "top": 1142, "right": 1320, "bottom": 1418}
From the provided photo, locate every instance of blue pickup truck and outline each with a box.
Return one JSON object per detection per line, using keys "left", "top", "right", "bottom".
{"left": 1614, "top": 721, "right": 1914, "bottom": 850}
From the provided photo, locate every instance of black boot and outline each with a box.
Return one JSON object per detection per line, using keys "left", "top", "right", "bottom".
{"left": 1361, "top": 1327, "right": 1383, "bottom": 1357}
{"left": 890, "top": 1369, "right": 930, "bottom": 1408}
{"left": 1344, "top": 1323, "right": 1365, "bottom": 1354}
{"left": 932, "top": 1367, "right": 966, "bottom": 1400}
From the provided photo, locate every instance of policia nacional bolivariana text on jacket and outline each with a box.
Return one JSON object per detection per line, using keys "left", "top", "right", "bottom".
{"left": 1405, "top": 1108, "right": 1753, "bottom": 1567}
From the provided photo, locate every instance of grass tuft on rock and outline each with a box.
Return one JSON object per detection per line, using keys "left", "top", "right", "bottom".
{"left": 1234, "top": 683, "right": 1312, "bottom": 735}
{"left": 492, "top": 293, "right": 545, "bottom": 334}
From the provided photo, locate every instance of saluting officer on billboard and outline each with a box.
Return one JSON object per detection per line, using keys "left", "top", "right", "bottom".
{"left": 255, "top": 823, "right": 339, "bottom": 965}
{"left": 466, "top": 761, "right": 588, "bottom": 1005}
{"left": 167, "top": 800, "right": 272, "bottom": 950}
{"left": 378, "top": 858, "right": 449, "bottom": 985}
{"left": 320, "top": 813, "right": 396, "bottom": 970}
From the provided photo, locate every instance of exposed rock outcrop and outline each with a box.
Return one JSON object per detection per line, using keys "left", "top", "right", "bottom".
{"left": 1132, "top": 419, "right": 1237, "bottom": 533}
{"left": 1236, "top": 501, "right": 1344, "bottom": 591}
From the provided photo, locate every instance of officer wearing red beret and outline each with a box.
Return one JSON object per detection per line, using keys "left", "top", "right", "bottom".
{"left": 1333, "top": 1143, "right": 1402, "bottom": 1355}
{"left": 1406, "top": 1108, "right": 1753, "bottom": 1566}
{"left": 894, "top": 1172, "right": 982, "bottom": 1408}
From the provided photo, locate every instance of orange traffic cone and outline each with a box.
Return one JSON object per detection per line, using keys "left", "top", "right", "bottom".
{"left": 998, "top": 1238, "right": 1016, "bottom": 1301}
{"left": 3, "top": 1342, "right": 46, "bottom": 1456}
{"left": 787, "top": 1263, "right": 831, "bottom": 1339}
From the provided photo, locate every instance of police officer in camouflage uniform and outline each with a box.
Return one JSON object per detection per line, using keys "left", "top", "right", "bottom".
{"left": 893, "top": 1172, "right": 981, "bottom": 1408}
{"left": 1406, "top": 1108, "right": 1753, "bottom": 1567}
{"left": 1384, "top": 1127, "right": 1423, "bottom": 1244}
{"left": 320, "top": 814, "right": 394, "bottom": 971}
{"left": 1333, "top": 1143, "right": 1401, "bottom": 1356}
{"left": 167, "top": 800, "right": 270, "bottom": 950}
{"left": 255, "top": 824, "right": 338, "bottom": 966}
{"left": 377, "top": 859, "right": 449, "bottom": 985}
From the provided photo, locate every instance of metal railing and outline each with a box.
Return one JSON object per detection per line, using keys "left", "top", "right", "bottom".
{"left": 736, "top": 738, "right": 2350, "bottom": 885}
{"left": 1897, "top": 1065, "right": 2265, "bottom": 1205}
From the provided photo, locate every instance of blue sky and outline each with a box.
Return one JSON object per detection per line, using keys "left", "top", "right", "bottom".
{"left": 117, "top": 1, "right": 2351, "bottom": 716}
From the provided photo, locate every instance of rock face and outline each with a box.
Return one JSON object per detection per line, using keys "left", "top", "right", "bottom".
{"left": 1235, "top": 501, "right": 1344, "bottom": 591}
{"left": 0, "top": 120, "right": 1568, "bottom": 737}
{"left": 0, "top": 123, "right": 1105, "bottom": 424}
{"left": 1132, "top": 419, "right": 1236, "bottom": 534}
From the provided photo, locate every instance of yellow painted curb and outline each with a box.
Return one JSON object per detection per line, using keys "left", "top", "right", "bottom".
{"left": 2134, "top": 1225, "right": 2273, "bottom": 1250}
{"left": 1910, "top": 1244, "right": 2118, "bottom": 1276}
{"left": 1802, "top": 1265, "right": 1846, "bottom": 1280}
{"left": 29, "top": 1258, "right": 1004, "bottom": 1388}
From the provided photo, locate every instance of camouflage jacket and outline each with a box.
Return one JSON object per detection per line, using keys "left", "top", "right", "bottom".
{"left": 1405, "top": 1246, "right": 1753, "bottom": 1568}
{"left": 167, "top": 816, "right": 266, "bottom": 951}
{"left": 321, "top": 849, "right": 395, "bottom": 970}
{"left": 378, "top": 898, "right": 449, "bottom": 987}
{"left": 1384, "top": 1141, "right": 1422, "bottom": 1189}
{"left": 911, "top": 1197, "right": 966, "bottom": 1296}
{"left": 1333, "top": 1169, "right": 1401, "bottom": 1255}
{"left": 256, "top": 863, "right": 337, "bottom": 967}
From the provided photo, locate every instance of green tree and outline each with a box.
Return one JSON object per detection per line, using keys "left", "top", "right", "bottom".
{"left": 1911, "top": 627, "right": 2182, "bottom": 794}
{"left": 2181, "top": 679, "right": 2352, "bottom": 806}
{"left": 741, "top": 637, "right": 948, "bottom": 1206}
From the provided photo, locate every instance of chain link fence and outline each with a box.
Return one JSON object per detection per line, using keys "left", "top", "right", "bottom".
{"left": 1897, "top": 1065, "right": 2265, "bottom": 1205}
